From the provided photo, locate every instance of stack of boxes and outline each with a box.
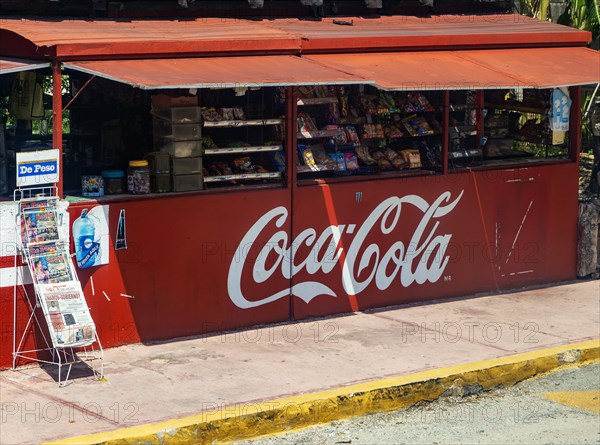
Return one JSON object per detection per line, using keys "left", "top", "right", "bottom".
{"left": 152, "top": 105, "right": 204, "bottom": 192}
{"left": 145, "top": 152, "right": 171, "bottom": 193}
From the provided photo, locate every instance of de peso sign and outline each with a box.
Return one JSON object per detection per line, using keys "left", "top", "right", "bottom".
{"left": 16, "top": 149, "right": 60, "bottom": 187}
{"left": 228, "top": 190, "right": 463, "bottom": 309}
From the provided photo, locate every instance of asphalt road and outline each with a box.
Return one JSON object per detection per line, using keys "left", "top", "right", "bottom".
{"left": 238, "top": 362, "right": 600, "bottom": 445}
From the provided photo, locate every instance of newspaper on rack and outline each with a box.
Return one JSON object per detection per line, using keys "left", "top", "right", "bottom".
{"left": 27, "top": 242, "right": 73, "bottom": 284}
{"left": 20, "top": 198, "right": 60, "bottom": 245}
{"left": 38, "top": 281, "right": 97, "bottom": 348}
{"left": 17, "top": 195, "right": 98, "bottom": 349}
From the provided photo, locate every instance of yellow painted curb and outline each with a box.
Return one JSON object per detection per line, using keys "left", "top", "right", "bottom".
{"left": 47, "top": 339, "right": 600, "bottom": 445}
{"left": 543, "top": 390, "right": 600, "bottom": 415}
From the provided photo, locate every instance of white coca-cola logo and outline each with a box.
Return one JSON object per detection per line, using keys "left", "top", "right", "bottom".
{"left": 228, "top": 190, "right": 464, "bottom": 309}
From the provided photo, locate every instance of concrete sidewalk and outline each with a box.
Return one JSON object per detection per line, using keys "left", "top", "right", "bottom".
{"left": 1, "top": 280, "right": 599, "bottom": 445}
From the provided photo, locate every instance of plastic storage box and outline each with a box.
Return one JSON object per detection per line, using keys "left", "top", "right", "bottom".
{"left": 154, "top": 106, "right": 202, "bottom": 124}
{"left": 172, "top": 157, "right": 203, "bottom": 175}
{"left": 155, "top": 121, "right": 202, "bottom": 141}
{"left": 173, "top": 174, "right": 204, "bottom": 192}
{"left": 159, "top": 140, "right": 202, "bottom": 158}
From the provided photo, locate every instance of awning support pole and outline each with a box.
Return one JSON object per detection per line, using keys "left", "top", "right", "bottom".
{"left": 52, "top": 61, "right": 63, "bottom": 198}
{"left": 441, "top": 90, "right": 449, "bottom": 175}
{"left": 63, "top": 75, "right": 96, "bottom": 112}
{"left": 570, "top": 85, "right": 582, "bottom": 164}
{"left": 286, "top": 86, "right": 298, "bottom": 321}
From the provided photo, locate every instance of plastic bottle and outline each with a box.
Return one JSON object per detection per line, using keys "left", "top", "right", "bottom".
{"left": 73, "top": 209, "right": 98, "bottom": 268}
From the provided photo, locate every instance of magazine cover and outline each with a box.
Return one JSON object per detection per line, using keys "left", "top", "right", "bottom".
{"left": 20, "top": 198, "right": 59, "bottom": 245}
{"left": 28, "top": 242, "right": 73, "bottom": 284}
{"left": 38, "top": 281, "right": 96, "bottom": 348}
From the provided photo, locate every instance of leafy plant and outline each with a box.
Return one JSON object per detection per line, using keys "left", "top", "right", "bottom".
{"left": 557, "top": 0, "right": 600, "bottom": 41}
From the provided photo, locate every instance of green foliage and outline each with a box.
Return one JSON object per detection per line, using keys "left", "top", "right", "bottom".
{"left": 512, "top": 140, "right": 569, "bottom": 158}
{"left": 559, "top": 0, "right": 600, "bottom": 40}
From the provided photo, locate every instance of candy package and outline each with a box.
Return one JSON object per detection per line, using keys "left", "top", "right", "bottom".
{"left": 362, "top": 123, "right": 385, "bottom": 139}
{"left": 298, "top": 112, "right": 318, "bottom": 133}
{"left": 402, "top": 116, "right": 434, "bottom": 136}
{"left": 271, "top": 152, "right": 286, "bottom": 172}
{"left": 345, "top": 126, "right": 361, "bottom": 144}
{"left": 355, "top": 144, "right": 376, "bottom": 165}
{"left": 344, "top": 153, "right": 360, "bottom": 171}
{"left": 298, "top": 144, "right": 316, "bottom": 169}
{"left": 233, "top": 157, "right": 268, "bottom": 173}
{"left": 328, "top": 103, "right": 340, "bottom": 124}
{"left": 201, "top": 107, "right": 221, "bottom": 122}
{"left": 399, "top": 149, "right": 422, "bottom": 169}
{"left": 233, "top": 107, "right": 245, "bottom": 120}
{"left": 333, "top": 152, "right": 346, "bottom": 171}
{"left": 339, "top": 95, "right": 350, "bottom": 117}
{"left": 384, "top": 124, "right": 405, "bottom": 139}
{"left": 371, "top": 150, "right": 393, "bottom": 171}
{"left": 219, "top": 108, "right": 236, "bottom": 120}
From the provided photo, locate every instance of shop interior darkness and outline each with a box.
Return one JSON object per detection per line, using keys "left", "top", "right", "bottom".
{"left": 0, "top": 70, "right": 570, "bottom": 198}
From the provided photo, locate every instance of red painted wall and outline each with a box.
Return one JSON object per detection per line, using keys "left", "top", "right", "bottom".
{"left": 290, "top": 163, "right": 578, "bottom": 318}
{"left": 0, "top": 163, "right": 578, "bottom": 369}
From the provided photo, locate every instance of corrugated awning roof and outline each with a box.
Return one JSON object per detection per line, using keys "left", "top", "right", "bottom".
{"left": 271, "top": 15, "right": 592, "bottom": 52}
{"left": 306, "top": 47, "right": 600, "bottom": 90}
{"left": 63, "top": 55, "right": 369, "bottom": 89}
{"left": 0, "top": 58, "right": 48, "bottom": 75}
{"left": 452, "top": 47, "right": 600, "bottom": 89}
{"left": 0, "top": 15, "right": 591, "bottom": 60}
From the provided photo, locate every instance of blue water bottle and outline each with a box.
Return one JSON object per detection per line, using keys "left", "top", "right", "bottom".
{"left": 73, "top": 209, "right": 98, "bottom": 268}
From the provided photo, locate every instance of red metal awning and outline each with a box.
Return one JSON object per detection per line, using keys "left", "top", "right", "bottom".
{"left": 306, "top": 47, "right": 600, "bottom": 90}
{"left": 0, "top": 58, "right": 48, "bottom": 75}
{"left": 0, "top": 15, "right": 591, "bottom": 60}
{"left": 63, "top": 55, "right": 369, "bottom": 89}
{"left": 453, "top": 47, "right": 600, "bottom": 88}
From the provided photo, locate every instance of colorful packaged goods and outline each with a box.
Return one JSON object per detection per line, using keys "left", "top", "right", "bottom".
{"left": 344, "top": 152, "right": 360, "bottom": 171}
{"left": 362, "top": 123, "right": 385, "bottom": 139}
{"left": 402, "top": 116, "right": 435, "bottom": 136}
{"left": 399, "top": 149, "right": 422, "bottom": 169}
{"left": 355, "top": 144, "right": 377, "bottom": 165}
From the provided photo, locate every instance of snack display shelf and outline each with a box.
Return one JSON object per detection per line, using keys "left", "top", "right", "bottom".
{"left": 337, "top": 117, "right": 367, "bottom": 125}
{"left": 449, "top": 150, "right": 482, "bottom": 159}
{"left": 365, "top": 108, "right": 438, "bottom": 115}
{"left": 297, "top": 164, "right": 337, "bottom": 174}
{"left": 203, "top": 118, "right": 284, "bottom": 128}
{"left": 451, "top": 125, "right": 477, "bottom": 135}
{"left": 204, "top": 145, "right": 283, "bottom": 155}
{"left": 297, "top": 130, "right": 339, "bottom": 139}
{"left": 362, "top": 132, "right": 438, "bottom": 140}
{"left": 204, "top": 172, "right": 281, "bottom": 183}
{"left": 449, "top": 105, "right": 479, "bottom": 111}
{"left": 297, "top": 97, "right": 339, "bottom": 106}
{"left": 484, "top": 103, "right": 546, "bottom": 115}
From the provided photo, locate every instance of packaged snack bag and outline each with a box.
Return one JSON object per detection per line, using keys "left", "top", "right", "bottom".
{"left": 344, "top": 153, "right": 360, "bottom": 171}
{"left": 355, "top": 144, "right": 376, "bottom": 165}
{"left": 233, "top": 107, "right": 245, "bottom": 120}
{"left": 298, "top": 144, "right": 316, "bottom": 169}
{"left": 333, "top": 152, "right": 346, "bottom": 171}
{"left": 201, "top": 107, "right": 221, "bottom": 122}
{"left": 271, "top": 152, "right": 286, "bottom": 172}
{"left": 219, "top": 108, "right": 235, "bottom": 120}
{"left": 345, "top": 126, "right": 360, "bottom": 144}
{"left": 400, "top": 149, "right": 422, "bottom": 168}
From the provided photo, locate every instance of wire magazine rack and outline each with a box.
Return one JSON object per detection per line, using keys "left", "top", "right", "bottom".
{"left": 12, "top": 186, "right": 104, "bottom": 387}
